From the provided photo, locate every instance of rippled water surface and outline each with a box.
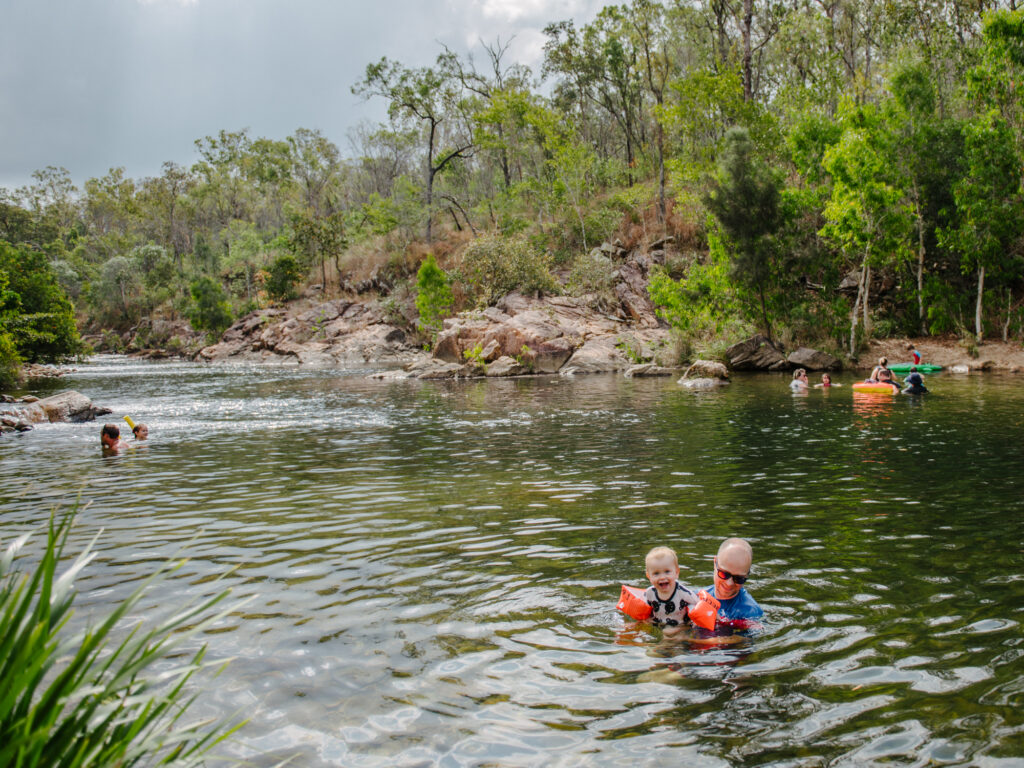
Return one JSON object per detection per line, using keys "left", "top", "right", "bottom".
{"left": 3, "top": 358, "right": 1024, "bottom": 766}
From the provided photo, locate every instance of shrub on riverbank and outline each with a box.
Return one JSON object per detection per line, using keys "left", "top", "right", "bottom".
{"left": 0, "top": 513, "right": 243, "bottom": 767}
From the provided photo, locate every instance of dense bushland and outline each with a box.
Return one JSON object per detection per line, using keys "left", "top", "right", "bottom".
{"left": 4, "top": 0, "right": 1024, "bottom": 381}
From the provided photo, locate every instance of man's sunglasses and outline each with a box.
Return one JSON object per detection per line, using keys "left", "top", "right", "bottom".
{"left": 715, "top": 559, "right": 749, "bottom": 585}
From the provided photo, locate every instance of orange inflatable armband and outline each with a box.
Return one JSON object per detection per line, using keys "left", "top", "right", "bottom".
{"left": 617, "top": 585, "right": 652, "bottom": 621}
{"left": 689, "top": 590, "right": 721, "bottom": 631}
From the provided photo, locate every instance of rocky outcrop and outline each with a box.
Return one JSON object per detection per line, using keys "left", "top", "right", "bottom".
{"left": 0, "top": 390, "right": 111, "bottom": 431}
{"left": 726, "top": 335, "right": 790, "bottom": 371}
{"left": 429, "top": 292, "right": 670, "bottom": 376}
{"left": 787, "top": 347, "right": 841, "bottom": 371}
{"left": 198, "top": 300, "right": 420, "bottom": 366}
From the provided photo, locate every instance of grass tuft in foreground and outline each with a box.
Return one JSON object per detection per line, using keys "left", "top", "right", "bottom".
{"left": 0, "top": 512, "right": 245, "bottom": 767}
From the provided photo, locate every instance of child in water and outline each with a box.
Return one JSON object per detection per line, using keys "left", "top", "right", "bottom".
{"left": 644, "top": 546, "right": 698, "bottom": 635}
{"left": 814, "top": 373, "right": 841, "bottom": 388}
{"left": 902, "top": 366, "right": 928, "bottom": 394}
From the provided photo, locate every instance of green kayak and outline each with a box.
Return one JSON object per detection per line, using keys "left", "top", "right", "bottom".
{"left": 889, "top": 363, "right": 943, "bottom": 373}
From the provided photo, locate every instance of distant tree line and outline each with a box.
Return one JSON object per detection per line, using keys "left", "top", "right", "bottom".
{"left": 3, "top": 0, "right": 1024, "bottom": 383}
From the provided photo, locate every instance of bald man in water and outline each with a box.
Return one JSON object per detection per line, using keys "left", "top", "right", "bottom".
{"left": 706, "top": 537, "right": 763, "bottom": 621}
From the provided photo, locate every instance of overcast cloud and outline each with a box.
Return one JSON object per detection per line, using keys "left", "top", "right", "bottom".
{"left": 0, "top": 0, "right": 605, "bottom": 190}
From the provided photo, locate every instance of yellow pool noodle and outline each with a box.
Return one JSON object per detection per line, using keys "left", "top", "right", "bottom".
{"left": 123, "top": 416, "right": 136, "bottom": 430}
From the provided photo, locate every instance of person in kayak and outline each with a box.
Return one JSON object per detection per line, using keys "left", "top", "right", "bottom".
{"left": 902, "top": 366, "right": 928, "bottom": 394}
{"left": 705, "top": 538, "right": 763, "bottom": 621}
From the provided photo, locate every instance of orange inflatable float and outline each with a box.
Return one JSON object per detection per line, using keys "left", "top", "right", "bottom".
{"left": 617, "top": 585, "right": 720, "bottom": 630}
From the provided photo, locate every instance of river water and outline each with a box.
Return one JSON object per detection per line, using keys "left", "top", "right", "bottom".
{"left": 2, "top": 357, "right": 1023, "bottom": 766}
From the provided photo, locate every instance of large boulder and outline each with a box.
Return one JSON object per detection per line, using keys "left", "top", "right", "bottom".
{"left": 726, "top": 335, "right": 790, "bottom": 371}
{"left": 0, "top": 390, "right": 111, "bottom": 425}
{"left": 787, "top": 347, "right": 841, "bottom": 371}
{"left": 486, "top": 356, "right": 531, "bottom": 377}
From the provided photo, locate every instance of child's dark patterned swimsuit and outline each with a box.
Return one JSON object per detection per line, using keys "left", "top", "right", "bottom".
{"left": 644, "top": 583, "right": 697, "bottom": 627}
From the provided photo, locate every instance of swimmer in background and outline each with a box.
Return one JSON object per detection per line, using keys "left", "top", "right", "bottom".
{"left": 790, "top": 368, "right": 809, "bottom": 392}
{"left": 814, "top": 373, "right": 841, "bottom": 388}
{"left": 132, "top": 422, "right": 149, "bottom": 440}
{"left": 869, "top": 356, "right": 890, "bottom": 382}
{"left": 643, "top": 546, "right": 698, "bottom": 638}
{"left": 868, "top": 357, "right": 901, "bottom": 392}
{"left": 100, "top": 423, "right": 130, "bottom": 454}
{"left": 902, "top": 366, "right": 928, "bottom": 394}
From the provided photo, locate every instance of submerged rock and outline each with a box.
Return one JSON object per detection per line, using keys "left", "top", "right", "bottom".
{"left": 683, "top": 359, "right": 729, "bottom": 380}
{"left": 624, "top": 364, "right": 676, "bottom": 378}
{"left": 787, "top": 347, "right": 840, "bottom": 371}
{"left": 679, "top": 377, "right": 730, "bottom": 390}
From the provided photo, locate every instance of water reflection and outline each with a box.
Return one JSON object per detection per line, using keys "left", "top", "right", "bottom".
{"left": 1, "top": 359, "right": 1023, "bottom": 766}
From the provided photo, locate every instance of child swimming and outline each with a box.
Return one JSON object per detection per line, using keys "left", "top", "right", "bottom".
{"left": 643, "top": 546, "right": 698, "bottom": 632}
{"left": 814, "top": 373, "right": 841, "bottom": 388}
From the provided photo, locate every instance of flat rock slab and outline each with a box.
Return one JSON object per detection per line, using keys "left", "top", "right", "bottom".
{"left": 0, "top": 390, "right": 111, "bottom": 425}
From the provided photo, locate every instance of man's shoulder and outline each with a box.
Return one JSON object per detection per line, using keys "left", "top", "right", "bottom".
{"left": 732, "top": 588, "right": 764, "bottom": 618}
{"left": 707, "top": 586, "right": 764, "bottom": 619}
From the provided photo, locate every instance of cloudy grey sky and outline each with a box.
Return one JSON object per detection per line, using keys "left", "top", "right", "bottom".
{"left": 0, "top": 0, "right": 605, "bottom": 190}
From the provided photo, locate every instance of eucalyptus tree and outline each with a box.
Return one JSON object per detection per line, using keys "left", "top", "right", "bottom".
{"left": 820, "top": 101, "right": 912, "bottom": 355}
{"left": 440, "top": 38, "right": 533, "bottom": 193}
{"left": 82, "top": 168, "right": 139, "bottom": 263}
{"left": 354, "top": 57, "right": 474, "bottom": 242}
{"left": 626, "top": 0, "right": 682, "bottom": 221}
{"left": 136, "top": 161, "right": 195, "bottom": 270}
{"left": 940, "top": 111, "right": 1022, "bottom": 343}
{"left": 15, "top": 166, "right": 79, "bottom": 251}
{"left": 191, "top": 129, "right": 260, "bottom": 231}
{"left": 885, "top": 62, "right": 956, "bottom": 333}
{"left": 346, "top": 122, "right": 420, "bottom": 203}
{"left": 544, "top": 9, "right": 646, "bottom": 185}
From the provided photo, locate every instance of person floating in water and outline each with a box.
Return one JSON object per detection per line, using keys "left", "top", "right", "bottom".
{"left": 100, "top": 423, "right": 129, "bottom": 454}
{"left": 705, "top": 538, "right": 763, "bottom": 622}
{"left": 132, "top": 422, "right": 149, "bottom": 440}
{"left": 814, "top": 373, "right": 841, "bottom": 388}
{"left": 902, "top": 366, "right": 928, "bottom": 395}
{"left": 868, "top": 357, "right": 901, "bottom": 392}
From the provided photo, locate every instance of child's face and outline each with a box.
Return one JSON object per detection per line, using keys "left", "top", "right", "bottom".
{"left": 646, "top": 555, "right": 679, "bottom": 596}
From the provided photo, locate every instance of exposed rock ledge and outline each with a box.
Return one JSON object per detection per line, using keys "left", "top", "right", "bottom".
{"left": 1, "top": 390, "right": 111, "bottom": 432}
{"left": 201, "top": 292, "right": 673, "bottom": 378}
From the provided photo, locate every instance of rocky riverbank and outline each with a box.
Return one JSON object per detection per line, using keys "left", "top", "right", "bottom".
{"left": 861, "top": 338, "right": 1024, "bottom": 372}
{"left": 68, "top": 236, "right": 1024, "bottom": 378}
